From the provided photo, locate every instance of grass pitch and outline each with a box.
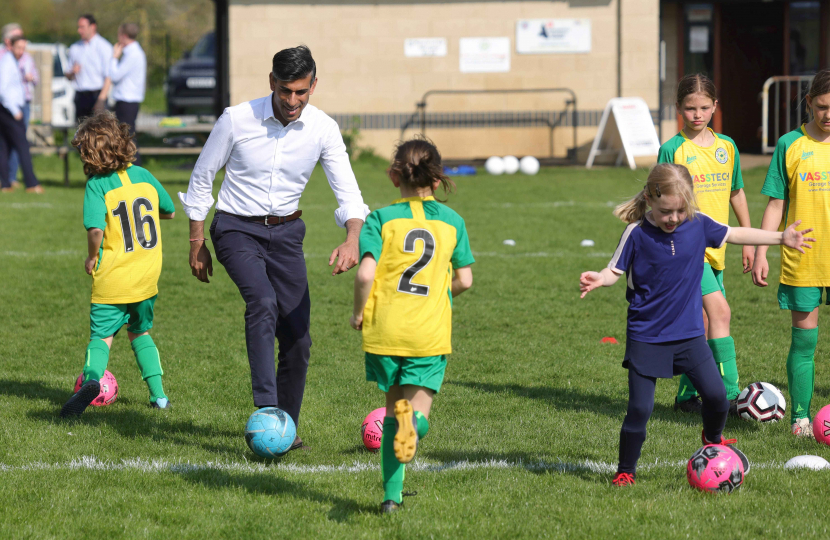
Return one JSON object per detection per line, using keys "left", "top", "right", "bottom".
{"left": 2, "top": 156, "right": 830, "bottom": 539}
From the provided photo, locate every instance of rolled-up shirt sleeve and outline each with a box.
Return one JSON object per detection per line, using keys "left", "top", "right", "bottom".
{"left": 178, "top": 110, "right": 234, "bottom": 221}
{"left": 319, "top": 120, "right": 370, "bottom": 228}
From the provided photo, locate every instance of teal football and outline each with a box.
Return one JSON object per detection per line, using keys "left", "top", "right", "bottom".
{"left": 245, "top": 407, "right": 296, "bottom": 458}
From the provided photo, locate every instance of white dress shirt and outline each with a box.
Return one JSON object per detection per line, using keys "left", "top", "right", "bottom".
{"left": 179, "top": 95, "right": 370, "bottom": 227}
{"left": 0, "top": 51, "right": 25, "bottom": 116}
{"left": 110, "top": 41, "right": 146, "bottom": 103}
{"left": 67, "top": 34, "right": 113, "bottom": 91}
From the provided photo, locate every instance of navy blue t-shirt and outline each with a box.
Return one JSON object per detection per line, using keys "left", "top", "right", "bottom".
{"left": 607, "top": 213, "right": 730, "bottom": 343}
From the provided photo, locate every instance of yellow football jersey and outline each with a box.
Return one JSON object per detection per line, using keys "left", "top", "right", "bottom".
{"left": 762, "top": 125, "right": 830, "bottom": 286}
{"left": 658, "top": 128, "right": 743, "bottom": 270}
{"left": 359, "top": 196, "right": 474, "bottom": 357}
{"left": 83, "top": 166, "right": 175, "bottom": 304}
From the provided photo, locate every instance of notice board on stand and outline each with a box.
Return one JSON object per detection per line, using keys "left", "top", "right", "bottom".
{"left": 586, "top": 98, "right": 660, "bottom": 170}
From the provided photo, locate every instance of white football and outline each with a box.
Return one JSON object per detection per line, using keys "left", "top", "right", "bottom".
{"left": 736, "top": 382, "right": 786, "bottom": 422}
{"left": 502, "top": 156, "right": 519, "bottom": 175}
{"left": 784, "top": 455, "right": 830, "bottom": 470}
{"left": 519, "top": 156, "right": 540, "bottom": 175}
{"left": 485, "top": 156, "right": 505, "bottom": 175}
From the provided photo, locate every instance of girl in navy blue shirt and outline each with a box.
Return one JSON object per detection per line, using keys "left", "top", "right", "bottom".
{"left": 580, "top": 163, "right": 814, "bottom": 486}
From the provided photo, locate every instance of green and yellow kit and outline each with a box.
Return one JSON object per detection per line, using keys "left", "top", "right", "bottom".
{"left": 83, "top": 165, "right": 175, "bottom": 305}
{"left": 359, "top": 195, "right": 474, "bottom": 358}
{"left": 658, "top": 128, "right": 743, "bottom": 271}
{"left": 763, "top": 125, "right": 830, "bottom": 287}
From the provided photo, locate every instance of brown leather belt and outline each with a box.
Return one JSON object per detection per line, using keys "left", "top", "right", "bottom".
{"left": 218, "top": 209, "right": 302, "bottom": 225}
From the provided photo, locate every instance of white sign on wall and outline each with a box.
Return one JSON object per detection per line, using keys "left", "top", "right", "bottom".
{"left": 586, "top": 98, "right": 661, "bottom": 170}
{"left": 459, "top": 37, "right": 510, "bottom": 73}
{"left": 516, "top": 19, "right": 591, "bottom": 54}
{"left": 405, "top": 38, "right": 448, "bottom": 58}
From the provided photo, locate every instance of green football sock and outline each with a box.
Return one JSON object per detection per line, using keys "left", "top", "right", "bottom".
{"left": 131, "top": 335, "right": 166, "bottom": 402}
{"left": 710, "top": 336, "right": 740, "bottom": 400}
{"left": 82, "top": 340, "right": 110, "bottom": 383}
{"left": 676, "top": 373, "right": 699, "bottom": 402}
{"left": 788, "top": 326, "right": 818, "bottom": 423}
{"left": 414, "top": 411, "right": 429, "bottom": 439}
{"left": 382, "top": 416, "right": 405, "bottom": 504}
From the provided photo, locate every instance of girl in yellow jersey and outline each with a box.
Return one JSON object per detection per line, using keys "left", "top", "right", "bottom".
{"left": 61, "top": 112, "right": 175, "bottom": 417}
{"left": 658, "top": 74, "right": 754, "bottom": 415}
{"left": 351, "top": 139, "right": 474, "bottom": 513}
{"left": 753, "top": 70, "right": 830, "bottom": 437}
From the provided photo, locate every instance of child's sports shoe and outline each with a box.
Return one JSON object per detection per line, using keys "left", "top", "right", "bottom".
{"left": 674, "top": 396, "right": 702, "bottom": 413}
{"left": 150, "top": 397, "right": 171, "bottom": 409}
{"left": 612, "top": 472, "right": 635, "bottom": 486}
{"left": 728, "top": 399, "right": 740, "bottom": 418}
{"left": 60, "top": 380, "right": 100, "bottom": 418}
{"left": 380, "top": 500, "right": 401, "bottom": 514}
{"left": 393, "top": 399, "right": 418, "bottom": 464}
{"left": 792, "top": 418, "right": 814, "bottom": 438}
{"left": 701, "top": 430, "right": 750, "bottom": 474}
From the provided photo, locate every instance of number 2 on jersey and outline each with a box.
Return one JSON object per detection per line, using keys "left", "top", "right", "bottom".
{"left": 397, "top": 229, "right": 435, "bottom": 296}
{"left": 112, "top": 198, "right": 158, "bottom": 252}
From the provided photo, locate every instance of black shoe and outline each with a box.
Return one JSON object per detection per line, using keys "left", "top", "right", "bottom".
{"left": 60, "top": 380, "right": 100, "bottom": 418}
{"left": 380, "top": 500, "right": 401, "bottom": 514}
{"left": 727, "top": 445, "right": 751, "bottom": 475}
{"left": 287, "top": 436, "right": 310, "bottom": 452}
{"left": 728, "top": 398, "right": 739, "bottom": 418}
{"left": 674, "top": 395, "right": 702, "bottom": 413}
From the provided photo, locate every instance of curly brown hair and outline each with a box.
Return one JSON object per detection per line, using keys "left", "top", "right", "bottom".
{"left": 72, "top": 111, "right": 136, "bottom": 177}
{"left": 387, "top": 137, "right": 455, "bottom": 201}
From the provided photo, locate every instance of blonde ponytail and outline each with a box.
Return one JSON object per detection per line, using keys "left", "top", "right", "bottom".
{"left": 614, "top": 189, "right": 649, "bottom": 223}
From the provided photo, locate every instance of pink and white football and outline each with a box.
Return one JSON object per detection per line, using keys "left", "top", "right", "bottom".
{"left": 361, "top": 407, "right": 386, "bottom": 451}
{"left": 813, "top": 405, "right": 830, "bottom": 446}
{"left": 687, "top": 444, "right": 744, "bottom": 493}
{"left": 74, "top": 370, "right": 118, "bottom": 406}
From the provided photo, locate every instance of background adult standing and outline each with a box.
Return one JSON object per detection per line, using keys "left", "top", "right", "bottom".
{"left": 66, "top": 14, "right": 112, "bottom": 122}
{"left": 7, "top": 34, "right": 39, "bottom": 186}
{"left": 110, "top": 22, "right": 146, "bottom": 165}
{"left": 0, "top": 33, "right": 42, "bottom": 193}
{"left": 179, "top": 46, "right": 369, "bottom": 450}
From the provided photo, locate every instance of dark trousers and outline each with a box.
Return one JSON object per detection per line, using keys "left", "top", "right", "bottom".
{"left": 74, "top": 90, "right": 101, "bottom": 122}
{"left": 210, "top": 213, "right": 312, "bottom": 428}
{"left": 0, "top": 105, "right": 39, "bottom": 189}
{"left": 114, "top": 101, "right": 142, "bottom": 166}
{"left": 617, "top": 359, "right": 727, "bottom": 474}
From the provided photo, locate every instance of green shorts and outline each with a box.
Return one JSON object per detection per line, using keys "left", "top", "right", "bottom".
{"left": 365, "top": 353, "right": 448, "bottom": 394}
{"left": 90, "top": 295, "right": 157, "bottom": 340}
{"left": 778, "top": 284, "right": 830, "bottom": 312}
{"left": 701, "top": 263, "right": 725, "bottom": 298}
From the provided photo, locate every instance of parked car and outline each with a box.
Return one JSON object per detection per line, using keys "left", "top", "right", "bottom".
{"left": 165, "top": 32, "right": 216, "bottom": 115}
{"left": 26, "top": 43, "right": 75, "bottom": 128}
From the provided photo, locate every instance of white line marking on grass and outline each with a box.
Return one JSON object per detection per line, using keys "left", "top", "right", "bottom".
{"left": 0, "top": 202, "right": 53, "bottom": 209}
{"left": 0, "top": 456, "right": 787, "bottom": 475}
{"left": 484, "top": 201, "right": 617, "bottom": 209}
{"left": 2, "top": 250, "right": 83, "bottom": 258}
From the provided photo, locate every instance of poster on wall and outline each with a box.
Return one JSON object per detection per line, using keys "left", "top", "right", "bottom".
{"left": 405, "top": 38, "right": 448, "bottom": 58}
{"left": 459, "top": 37, "right": 510, "bottom": 73}
{"left": 516, "top": 19, "right": 591, "bottom": 54}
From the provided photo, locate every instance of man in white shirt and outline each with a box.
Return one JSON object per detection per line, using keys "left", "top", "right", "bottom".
{"left": 66, "top": 14, "right": 112, "bottom": 122}
{"left": 111, "top": 23, "right": 146, "bottom": 164}
{"left": 0, "top": 34, "right": 42, "bottom": 193}
{"left": 179, "top": 46, "right": 369, "bottom": 450}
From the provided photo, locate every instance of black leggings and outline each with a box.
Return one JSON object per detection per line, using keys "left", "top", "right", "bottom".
{"left": 618, "top": 359, "right": 728, "bottom": 474}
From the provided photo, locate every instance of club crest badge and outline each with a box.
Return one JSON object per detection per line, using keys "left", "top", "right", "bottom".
{"left": 715, "top": 148, "right": 728, "bottom": 164}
